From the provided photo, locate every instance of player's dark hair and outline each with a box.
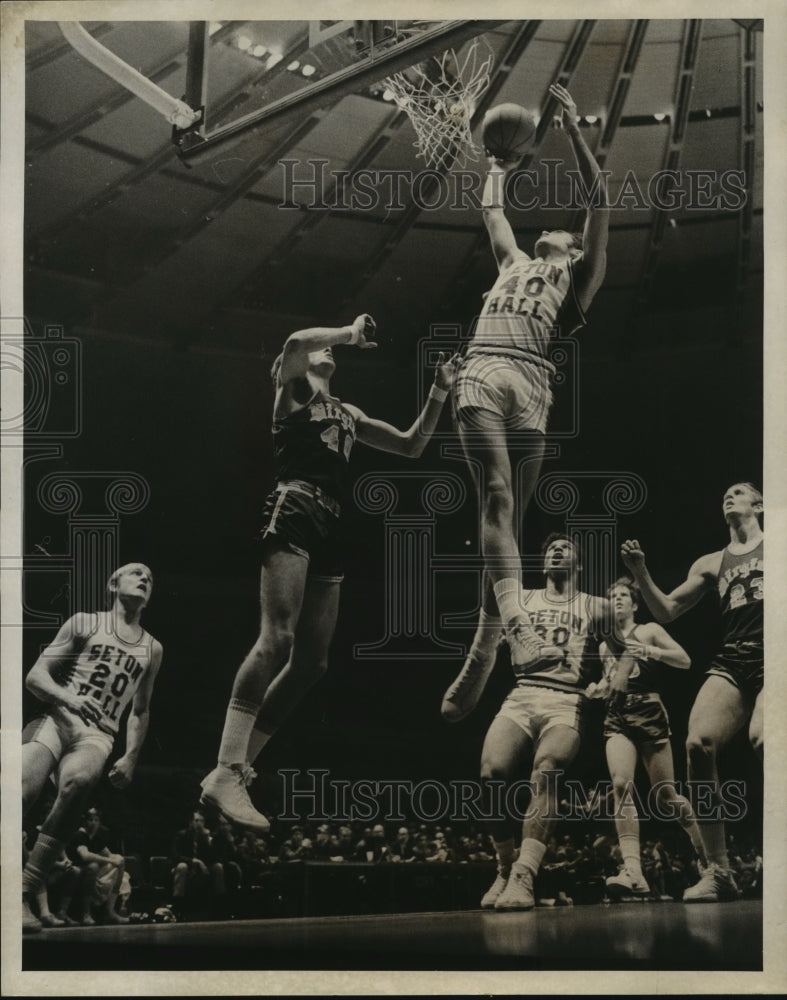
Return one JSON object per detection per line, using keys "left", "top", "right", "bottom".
{"left": 608, "top": 575, "right": 641, "bottom": 610}
{"left": 541, "top": 532, "right": 581, "bottom": 561}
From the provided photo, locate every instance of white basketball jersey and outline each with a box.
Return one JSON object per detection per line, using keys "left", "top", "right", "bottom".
{"left": 515, "top": 588, "right": 596, "bottom": 692}
{"left": 468, "top": 254, "right": 586, "bottom": 370}
{"left": 60, "top": 612, "right": 154, "bottom": 735}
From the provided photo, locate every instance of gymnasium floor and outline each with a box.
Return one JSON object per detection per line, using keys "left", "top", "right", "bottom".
{"left": 23, "top": 900, "right": 762, "bottom": 971}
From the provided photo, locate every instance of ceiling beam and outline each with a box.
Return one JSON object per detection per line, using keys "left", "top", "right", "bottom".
{"left": 734, "top": 22, "right": 758, "bottom": 338}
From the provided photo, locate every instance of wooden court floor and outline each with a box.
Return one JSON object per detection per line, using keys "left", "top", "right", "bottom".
{"left": 23, "top": 899, "right": 762, "bottom": 971}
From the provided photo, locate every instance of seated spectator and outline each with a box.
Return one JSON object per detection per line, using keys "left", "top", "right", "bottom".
{"left": 410, "top": 832, "right": 432, "bottom": 862}
{"left": 311, "top": 824, "right": 336, "bottom": 861}
{"left": 354, "top": 824, "right": 391, "bottom": 863}
{"left": 389, "top": 827, "right": 415, "bottom": 863}
{"left": 171, "top": 808, "right": 220, "bottom": 920}
{"left": 329, "top": 824, "right": 356, "bottom": 862}
{"left": 209, "top": 814, "right": 244, "bottom": 916}
{"left": 278, "top": 825, "right": 313, "bottom": 863}
{"left": 69, "top": 807, "right": 128, "bottom": 925}
{"left": 237, "top": 828, "right": 272, "bottom": 884}
{"left": 426, "top": 831, "right": 453, "bottom": 863}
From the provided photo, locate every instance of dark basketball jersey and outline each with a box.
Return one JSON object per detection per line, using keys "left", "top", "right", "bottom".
{"left": 57, "top": 612, "right": 153, "bottom": 736}
{"left": 272, "top": 390, "right": 357, "bottom": 505}
{"left": 468, "top": 254, "right": 587, "bottom": 372}
{"left": 601, "top": 624, "right": 660, "bottom": 695}
{"left": 717, "top": 539, "right": 763, "bottom": 643}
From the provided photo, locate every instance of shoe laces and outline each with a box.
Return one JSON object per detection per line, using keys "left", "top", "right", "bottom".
{"left": 231, "top": 763, "right": 257, "bottom": 787}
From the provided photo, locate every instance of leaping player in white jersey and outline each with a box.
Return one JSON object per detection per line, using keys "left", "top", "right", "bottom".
{"left": 21, "top": 563, "right": 163, "bottom": 933}
{"left": 443, "top": 83, "right": 610, "bottom": 722}
{"left": 621, "top": 482, "right": 764, "bottom": 903}
{"left": 480, "top": 533, "right": 629, "bottom": 911}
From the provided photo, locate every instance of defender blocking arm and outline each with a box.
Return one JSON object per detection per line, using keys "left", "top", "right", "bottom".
{"left": 278, "top": 314, "right": 377, "bottom": 384}
{"left": 621, "top": 539, "right": 717, "bottom": 623}
{"left": 348, "top": 352, "right": 460, "bottom": 458}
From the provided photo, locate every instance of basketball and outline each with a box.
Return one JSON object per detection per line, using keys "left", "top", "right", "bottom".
{"left": 482, "top": 103, "right": 536, "bottom": 160}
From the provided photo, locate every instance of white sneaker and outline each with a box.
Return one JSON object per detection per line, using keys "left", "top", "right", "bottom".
{"left": 200, "top": 763, "right": 270, "bottom": 833}
{"left": 683, "top": 863, "right": 740, "bottom": 903}
{"left": 494, "top": 864, "right": 535, "bottom": 911}
{"left": 442, "top": 647, "right": 499, "bottom": 722}
{"left": 480, "top": 864, "right": 511, "bottom": 908}
{"left": 606, "top": 867, "right": 651, "bottom": 898}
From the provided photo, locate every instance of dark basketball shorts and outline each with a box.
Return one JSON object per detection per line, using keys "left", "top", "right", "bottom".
{"left": 706, "top": 639, "right": 764, "bottom": 701}
{"left": 604, "top": 692, "right": 671, "bottom": 746}
{"left": 452, "top": 352, "right": 553, "bottom": 434}
{"left": 259, "top": 480, "right": 344, "bottom": 583}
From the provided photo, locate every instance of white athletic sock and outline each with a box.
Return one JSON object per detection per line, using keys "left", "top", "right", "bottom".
{"left": 493, "top": 578, "right": 524, "bottom": 627}
{"left": 22, "top": 833, "right": 64, "bottom": 895}
{"left": 492, "top": 837, "right": 517, "bottom": 868}
{"left": 619, "top": 833, "right": 644, "bottom": 877}
{"left": 701, "top": 821, "right": 730, "bottom": 870}
{"left": 516, "top": 837, "right": 547, "bottom": 876}
{"left": 217, "top": 697, "right": 259, "bottom": 767}
{"left": 246, "top": 726, "right": 273, "bottom": 766}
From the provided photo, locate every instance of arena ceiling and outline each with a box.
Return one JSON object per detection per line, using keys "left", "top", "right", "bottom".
{"left": 23, "top": 18, "right": 764, "bottom": 358}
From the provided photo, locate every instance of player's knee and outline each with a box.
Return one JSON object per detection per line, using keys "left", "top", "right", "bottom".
{"left": 58, "top": 769, "right": 96, "bottom": 800}
{"left": 610, "top": 773, "right": 630, "bottom": 800}
{"left": 480, "top": 758, "right": 512, "bottom": 783}
{"left": 173, "top": 862, "right": 189, "bottom": 876}
{"left": 256, "top": 627, "right": 295, "bottom": 662}
{"left": 686, "top": 731, "right": 717, "bottom": 762}
{"left": 481, "top": 478, "right": 514, "bottom": 524}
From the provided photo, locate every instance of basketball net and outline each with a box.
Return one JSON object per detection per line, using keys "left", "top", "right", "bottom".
{"left": 383, "top": 39, "right": 493, "bottom": 169}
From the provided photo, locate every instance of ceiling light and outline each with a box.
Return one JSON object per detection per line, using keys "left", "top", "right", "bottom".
{"left": 266, "top": 52, "right": 283, "bottom": 69}
{"left": 237, "top": 35, "right": 252, "bottom": 51}
{"left": 287, "top": 60, "right": 300, "bottom": 71}
{"left": 382, "top": 88, "right": 395, "bottom": 101}
{"left": 653, "top": 112, "right": 667, "bottom": 122}
{"left": 208, "top": 22, "right": 222, "bottom": 36}
{"left": 252, "top": 44, "right": 266, "bottom": 58}
{"left": 302, "top": 64, "right": 316, "bottom": 77}
{"left": 584, "top": 115, "right": 598, "bottom": 124}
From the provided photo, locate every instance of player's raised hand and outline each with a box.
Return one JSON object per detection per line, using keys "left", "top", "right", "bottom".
{"left": 349, "top": 313, "right": 378, "bottom": 349}
{"left": 620, "top": 539, "right": 646, "bottom": 570}
{"left": 549, "top": 83, "right": 579, "bottom": 128}
{"left": 433, "top": 351, "right": 462, "bottom": 390}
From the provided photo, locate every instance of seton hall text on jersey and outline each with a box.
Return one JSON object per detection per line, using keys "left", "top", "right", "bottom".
{"left": 718, "top": 556, "right": 764, "bottom": 598}
{"left": 308, "top": 399, "right": 355, "bottom": 431}
{"left": 528, "top": 607, "right": 585, "bottom": 633}
{"left": 85, "top": 643, "right": 145, "bottom": 682}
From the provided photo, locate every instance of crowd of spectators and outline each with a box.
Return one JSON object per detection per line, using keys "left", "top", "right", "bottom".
{"left": 27, "top": 804, "right": 762, "bottom": 924}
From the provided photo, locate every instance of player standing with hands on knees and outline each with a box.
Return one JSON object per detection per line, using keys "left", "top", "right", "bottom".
{"left": 620, "top": 482, "right": 764, "bottom": 902}
{"left": 443, "top": 83, "right": 611, "bottom": 722}
{"left": 22, "top": 563, "right": 162, "bottom": 933}
{"left": 201, "top": 314, "right": 460, "bottom": 832}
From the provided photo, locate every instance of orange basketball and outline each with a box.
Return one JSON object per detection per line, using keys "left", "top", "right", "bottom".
{"left": 482, "top": 103, "right": 536, "bottom": 160}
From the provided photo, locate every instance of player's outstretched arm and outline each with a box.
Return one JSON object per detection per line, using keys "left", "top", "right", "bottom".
{"left": 481, "top": 159, "right": 522, "bottom": 271}
{"left": 621, "top": 539, "right": 716, "bottom": 623}
{"left": 108, "top": 639, "right": 163, "bottom": 789}
{"left": 278, "top": 314, "right": 377, "bottom": 384}
{"left": 350, "top": 352, "right": 460, "bottom": 458}
{"left": 25, "top": 614, "right": 103, "bottom": 727}
{"left": 550, "top": 83, "right": 609, "bottom": 305}
{"left": 627, "top": 622, "right": 691, "bottom": 670}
